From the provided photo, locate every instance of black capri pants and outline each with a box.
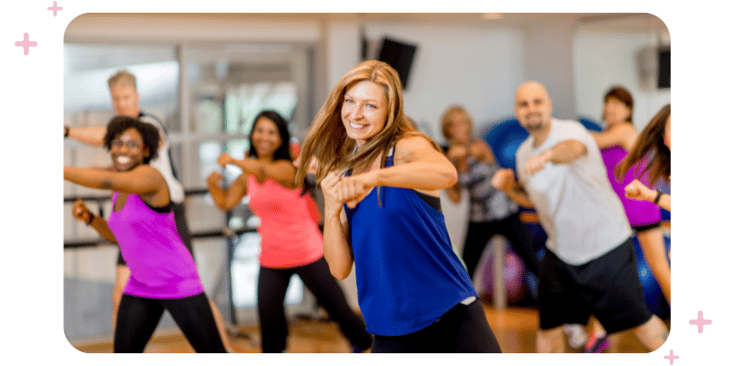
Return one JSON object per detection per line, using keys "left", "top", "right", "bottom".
{"left": 257, "top": 256, "right": 373, "bottom": 353}
{"left": 370, "top": 299, "right": 502, "bottom": 353}
{"left": 114, "top": 292, "right": 227, "bottom": 353}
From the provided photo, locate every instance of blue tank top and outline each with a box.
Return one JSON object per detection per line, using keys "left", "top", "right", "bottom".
{"left": 345, "top": 151, "right": 477, "bottom": 336}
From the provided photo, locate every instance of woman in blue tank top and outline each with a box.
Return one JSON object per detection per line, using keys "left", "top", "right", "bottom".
{"left": 294, "top": 60, "right": 502, "bottom": 353}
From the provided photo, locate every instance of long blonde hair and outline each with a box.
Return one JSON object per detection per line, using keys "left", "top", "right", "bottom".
{"left": 295, "top": 60, "right": 437, "bottom": 185}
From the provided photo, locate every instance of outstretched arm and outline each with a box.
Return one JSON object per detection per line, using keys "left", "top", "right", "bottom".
{"left": 64, "top": 165, "right": 164, "bottom": 197}
{"left": 207, "top": 171, "right": 249, "bottom": 212}
{"left": 590, "top": 124, "right": 637, "bottom": 151}
{"left": 71, "top": 199, "right": 118, "bottom": 244}
{"left": 65, "top": 126, "right": 107, "bottom": 147}
{"left": 523, "top": 139, "right": 587, "bottom": 176}
{"left": 334, "top": 135, "right": 458, "bottom": 208}
{"left": 218, "top": 153, "right": 297, "bottom": 189}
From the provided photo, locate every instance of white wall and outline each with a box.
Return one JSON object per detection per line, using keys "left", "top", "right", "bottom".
{"left": 573, "top": 29, "right": 671, "bottom": 130}
{"left": 351, "top": 22, "right": 525, "bottom": 143}
{"left": 523, "top": 20, "right": 578, "bottom": 121}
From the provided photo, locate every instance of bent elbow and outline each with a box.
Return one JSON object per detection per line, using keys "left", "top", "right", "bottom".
{"left": 219, "top": 200, "right": 238, "bottom": 212}
{"left": 573, "top": 141, "right": 588, "bottom": 157}
{"left": 331, "top": 267, "right": 351, "bottom": 281}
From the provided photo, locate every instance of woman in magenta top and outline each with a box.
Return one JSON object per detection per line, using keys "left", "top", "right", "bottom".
{"left": 583, "top": 87, "right": 669, "bottom": 352}
{"left": 207, "top": 110, "right": 372, "bottom": 353}
{"left": 64, "top": 116, "right": 226, "bottom": 353}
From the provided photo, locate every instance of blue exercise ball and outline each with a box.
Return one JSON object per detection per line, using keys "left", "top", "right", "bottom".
{"left": 483, "top": 118, "right": 528, "bottom": 170}
{"left": 633, "top": 237, "right": 671, "bottom": 319}
{"left": 577, "top": 116, "right": 603, "bottom": 132}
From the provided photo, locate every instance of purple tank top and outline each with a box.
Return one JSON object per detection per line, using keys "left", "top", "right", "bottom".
{"left": 106, "top": 192, "right": 204, "bottom": 299}
{"left": 601, "top": 146, "right": 661, "bottom": 227}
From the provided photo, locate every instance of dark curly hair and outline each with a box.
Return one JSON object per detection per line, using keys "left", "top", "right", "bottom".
{"left": 247, "top": 110, "right": 292, "bottom": 162}
{"left": 103, "top": 116, "right": 160, "bottom": 164}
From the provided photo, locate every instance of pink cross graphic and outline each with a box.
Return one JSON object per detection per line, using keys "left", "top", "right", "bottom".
{"left": 664, "top": 350, "right": 679, "bottom": 365}
{"left": 690, "top": 311, "right": 712, "bottom": 333}
{"left": 15, "top": 33, "right": 38, "bottom": 56}
{"left": 48, "top": 1, "right": 63, "bottom": 16}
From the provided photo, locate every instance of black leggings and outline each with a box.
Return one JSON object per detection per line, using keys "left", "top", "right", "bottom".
{"left": 257, "top": 257, "right": 373, "bottom": 352}
{"left": 370, "top": 299, "right": 502, "bottom": 353}
{"left": 114, "top": 292, "right": 227, "bottom": 353}
{"left": 462, "top": 213, "right": 539, "bottom": 280}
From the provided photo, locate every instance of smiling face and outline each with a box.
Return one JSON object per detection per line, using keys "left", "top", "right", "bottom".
{"left": 603, "top": 97, "right": 632, "bottom": 126}
{"left": 341, "top": 80, "right": 389, "bottom": 147}
{"left": 515, "top": 82, "right": 553, "bottom": 136}
{"left": 110, "top": 83, "right": 141, "bottom": 118}
{"left": 251, "top": 117, "right": 283, "bottom": 160}
{"left": 110, "top": 127, "right": 149, "bottom": 171}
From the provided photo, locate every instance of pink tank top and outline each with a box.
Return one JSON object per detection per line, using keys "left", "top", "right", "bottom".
{"left": 247, "top": 176, "right": 324, "bottom": 268}
{"left": 106, "top": 192, "right": 204, "bottom": 299}
{"left": 601, "top": 146, "right": 662, "bottom": 228}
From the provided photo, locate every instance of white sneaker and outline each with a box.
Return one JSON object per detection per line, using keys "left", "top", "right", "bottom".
{"left": 562, "top": 324, "right": 588, "bottom": 349}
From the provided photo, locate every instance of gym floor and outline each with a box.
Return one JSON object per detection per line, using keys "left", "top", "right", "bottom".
{"left": 72, "top": 300, "right": 666, "bottom": 353}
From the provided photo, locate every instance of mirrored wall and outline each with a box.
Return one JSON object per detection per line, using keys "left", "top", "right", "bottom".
{"left": 63, "top": 41, "right": 316, "bottom": 343}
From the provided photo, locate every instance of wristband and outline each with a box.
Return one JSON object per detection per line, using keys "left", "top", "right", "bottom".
{"left": 64, "top": 126, "right": 70, "bottom": 138}
{"left": 652, "top": 190, "right": 663, "bottom": 205}
{"left": 85, "top": 213, "right": 95, "bottom": 226}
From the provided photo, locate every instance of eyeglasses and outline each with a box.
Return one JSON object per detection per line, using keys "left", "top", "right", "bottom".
{"left": 111, "top": 139, "right": 143, "bottom": 149}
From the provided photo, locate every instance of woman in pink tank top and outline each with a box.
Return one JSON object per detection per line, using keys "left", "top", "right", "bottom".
{"left": 207, "top": 110, "right": 372, "bottom": 353}
{"left": 65, "top": 116, "right": 226, "bottom": 352}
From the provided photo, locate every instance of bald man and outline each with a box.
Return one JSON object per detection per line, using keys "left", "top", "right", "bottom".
{"left": 492, "top": 81, "right": 668, "bottom": 353}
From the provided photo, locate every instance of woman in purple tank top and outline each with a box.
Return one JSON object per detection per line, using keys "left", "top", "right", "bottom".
{"left": 617, "top": 104, "right": 671, "bottom": 211}
{"left": 64, "top": 116, "right": 226, "bottom": 353}
{"left": 579, "top": 87, "right": 669, "bottom": 352}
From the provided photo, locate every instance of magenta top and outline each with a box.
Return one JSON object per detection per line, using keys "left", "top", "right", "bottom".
{"left": 247, "top": 176, "right": 324, "bottom": 268}
{"left": 106, "top": 192, "right": 204, "bottom": 299}
{"left": 601, "top": 146, "right": 662, "bottom": 228}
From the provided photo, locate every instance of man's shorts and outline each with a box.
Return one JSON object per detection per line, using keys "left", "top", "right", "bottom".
{"left": 538, "top": 237, "right": 653, "bottom": 334}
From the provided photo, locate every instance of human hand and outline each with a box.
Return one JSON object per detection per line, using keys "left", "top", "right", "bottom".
{"left": 320, "top": 171, "right": 345, "bottom": 219}
{"left": 624, "top": 179, "right": 655, "bottom": 202}
{"left": 217, "top": 153, "right": 235, "bottom": 167}
{"left": 334, "top": 171, "right": 378, "bottom": 209}
{"left": 491, "top": 169, "right": 516, "bottom": 191}
{"left": 523, "top": 151, "right": 551, "bottom": 176}
{"left": 207, "top": 171, "right": 224, "bottom": 187}
{"left": 72, "top": 199, "right": 93, "bottom": 224}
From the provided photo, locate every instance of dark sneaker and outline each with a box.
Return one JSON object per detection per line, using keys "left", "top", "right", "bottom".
{"left": 583, "top": 333, "right": 610, "bottom": 353}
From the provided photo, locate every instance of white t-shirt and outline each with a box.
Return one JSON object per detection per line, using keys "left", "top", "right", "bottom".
{"left": 515, "top": 119, "right": 632, "bottom": 265}
{"left": 139, "top": 114, "right": 185, "bottom": 204}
